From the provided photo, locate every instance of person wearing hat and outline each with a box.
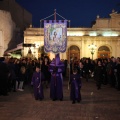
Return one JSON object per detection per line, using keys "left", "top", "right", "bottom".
{"left": 70, "top": 68, "right": 82, "bottom": 104}
{"left": 49, "top": 54, "right": 64, "bottom": 101}
{"left": 31, "top": 65, "right": 44, "bottom": 100}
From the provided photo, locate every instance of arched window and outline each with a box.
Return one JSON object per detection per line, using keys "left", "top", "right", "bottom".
{"left": 98, "top": 46, "right": 110, "bottom": 58}
{"left": 67, "top": 45, "right": 80, "bottom": 61}
{"left": 98, "top": 46, "right": 110, "bottom": 51}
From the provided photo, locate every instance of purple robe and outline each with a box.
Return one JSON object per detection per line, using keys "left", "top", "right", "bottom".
{"left": 70, "top": 74, "right": 81, "bottom": 101}
{"left": 49, "top": 54, "right": 64, "bottom": 100}
{"left": 50, "top": 68, "right": 63, "bottom": 100}
{"left": 31, "top": 72, "right": 44, "bottom": 100}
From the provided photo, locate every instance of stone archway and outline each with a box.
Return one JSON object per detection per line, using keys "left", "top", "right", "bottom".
{"left": 98, "top": 46, "right": 110, "bottom": 58}
{"left": 67, "top": 45, "right": 80, "bottom": 61}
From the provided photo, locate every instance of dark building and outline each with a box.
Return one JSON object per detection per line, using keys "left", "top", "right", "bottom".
{"left": 0, "top": 0, "right": 32, "bottom": 57}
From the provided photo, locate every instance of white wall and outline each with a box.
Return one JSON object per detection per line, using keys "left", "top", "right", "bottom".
{"left": 0, "top": 30, "right": 3, "bottom": 56}
{"left": 0, "top": 10, "right": 15, "bottom": 56}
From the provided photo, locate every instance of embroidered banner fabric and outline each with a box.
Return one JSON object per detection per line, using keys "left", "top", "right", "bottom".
{"left": 44, "top": 20, "right": 67, "bottom": 54}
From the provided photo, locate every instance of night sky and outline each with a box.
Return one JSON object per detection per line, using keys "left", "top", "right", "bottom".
{"left": 16, "top": 0, "right": 120, "bottom": 28}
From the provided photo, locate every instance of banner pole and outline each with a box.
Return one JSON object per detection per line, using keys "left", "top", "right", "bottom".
{"left": 39, "top": 20, "right": 42, "bottom": 91}
{"left": 54, "top": 9, "right": 56, "bottom": 20}
{"left": 68, "top": 20, "right": 71, "bottom": 90}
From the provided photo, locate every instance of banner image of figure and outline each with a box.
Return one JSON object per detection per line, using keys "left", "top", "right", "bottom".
{"left": 44, "top": 20, "right": 67, "bottom": 54}
{"left": 53, "top": 31, "right": 59, "bottom": 42}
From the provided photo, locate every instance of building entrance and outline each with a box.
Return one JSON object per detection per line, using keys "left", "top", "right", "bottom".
{"left": 98, "top": 46, "right": 110, "bottom": 58}
{"left": 67, "top": 45, "right": 80, "bottom": 61}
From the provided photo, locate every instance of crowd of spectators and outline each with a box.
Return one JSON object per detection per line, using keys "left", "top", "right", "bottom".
{"left": 0, "top": 56, "right": 120, "bottom": 96}
{"left": 70, "top": 57, "right": 120, "bottom": 90}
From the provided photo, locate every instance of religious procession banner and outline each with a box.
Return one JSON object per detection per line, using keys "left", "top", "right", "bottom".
{"left": 44, "top": 20, "right": 67, "bottom": 54}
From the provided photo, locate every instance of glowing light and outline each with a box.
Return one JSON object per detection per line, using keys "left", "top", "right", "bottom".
{"left": 67, "top": 31, "right": 84, "bottom": 36}
{"left": 102, "top": 32, "right": 119, "bottom": 36}
{"left": 34, "top": 42, "right": 40, "bottom": 48}
{"left": 88, "top": 43, "right": 97, "bottom": 59}
{"left": 89, "top": 32, "right": 97, "bottom": 36}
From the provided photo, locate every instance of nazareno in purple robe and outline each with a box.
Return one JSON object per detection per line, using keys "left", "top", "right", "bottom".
{"left": 70, "top": 73, "right": 82, "bottom": 101}
{"left": 49, "top": 54, "right": 64, "bottom": 100}
{"left": 31, "top": 71, "right": 44, "bottom": 100}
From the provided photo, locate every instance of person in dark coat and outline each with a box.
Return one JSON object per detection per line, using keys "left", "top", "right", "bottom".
{"left": 18, "top": 65, "right": 26, "bottom": 91}
{"left": 70, "top": 68, "right": 82, "bottom": 104}
{"left": 31, "top": 65, "right": 44, "bottom": 100}
{"left": 106, "top": 58, "right": 113, "bottom": 87}
{"left": 94, "top": 60, "right": 104, "bottom": 90}
{"left": 7, "top": 58, "right": 16, "bottom": 92}
{"left": 116, "top": 58, "right": 120, "bottom": 91}
{"left": 49, "top": 54, "right": 64, "bottom": 101}
{"left": 26, "top": 60, "right": 34, "bottom": 84}
{"left": 77, "top": 61, "right": 85, "bottom": 78}
{"left": 84, "top": 58, "right": 91, "bottom": 82}
{"left": 43, "top": 56, "right": 51, "bottom": 88}
{"left": 0, "top": 57, "right": 9, "bottom": 96}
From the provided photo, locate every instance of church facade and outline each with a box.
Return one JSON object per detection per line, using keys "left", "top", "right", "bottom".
{"left": 23, "top": 10, "right": 120, "bottom": 60}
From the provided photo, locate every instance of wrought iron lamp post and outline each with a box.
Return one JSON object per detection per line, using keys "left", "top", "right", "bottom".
{"left": 88, "top": 43, "right": 97, "bottom": 60}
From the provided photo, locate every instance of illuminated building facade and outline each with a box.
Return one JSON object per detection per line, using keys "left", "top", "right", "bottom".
{"left": 23, "top": 10, "right": 120, "bottom": 60}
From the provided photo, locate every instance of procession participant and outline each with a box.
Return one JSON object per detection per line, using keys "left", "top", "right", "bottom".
{"left": 31, "top": 65, "right": 44, "bottom": 100}
{"left": 70, "top": 68, "right": 82, "bottom": 104}
{"left": 49, "top": 54, "right": 64, "bottom": 101}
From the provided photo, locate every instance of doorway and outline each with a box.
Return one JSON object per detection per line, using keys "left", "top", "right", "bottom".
{"left": 98, "top": 46, "right": 110, "bottom": 58}
{"left": 67, "top": 45, "right": 80, "bottom": 61}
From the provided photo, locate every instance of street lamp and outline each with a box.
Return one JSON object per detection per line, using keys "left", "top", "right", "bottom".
{"left": 88, "top": 43, "right": 97, "bottom": 60}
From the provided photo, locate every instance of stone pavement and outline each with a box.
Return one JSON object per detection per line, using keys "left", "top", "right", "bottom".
{"left": 0, "top": 78, "right": 120, "bottom": 120}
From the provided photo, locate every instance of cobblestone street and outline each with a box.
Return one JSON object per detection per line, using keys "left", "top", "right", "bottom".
{"left": 0, "top": 78, "right": 120, "bottom": 120}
